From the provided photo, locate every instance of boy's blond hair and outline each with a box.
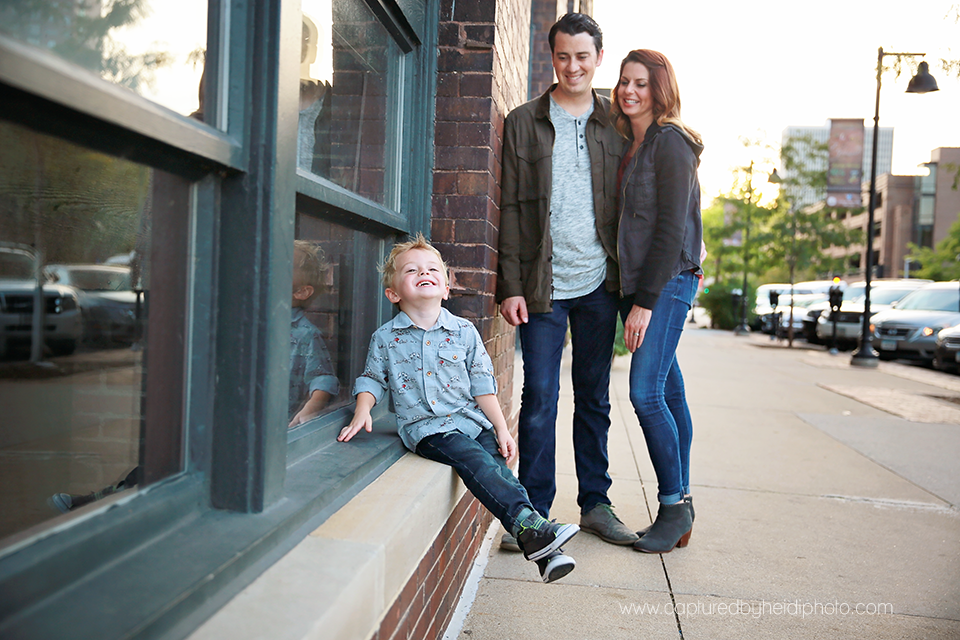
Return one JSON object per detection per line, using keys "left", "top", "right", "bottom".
{"left": 379, "top": 233, "right": 448, "bottom": 289}
{"left": 293, "top": 240, "right": 328, "bottom": 304}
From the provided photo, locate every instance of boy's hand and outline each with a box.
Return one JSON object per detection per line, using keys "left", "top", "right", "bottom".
{"left": 338, "top": 411, "right": 372, "bottom": 442}
{"left": 339, "top": 392, "right": 377, "bottom": 442}
{"left": 496, "top": 428, "right": 517, "bottom": 465}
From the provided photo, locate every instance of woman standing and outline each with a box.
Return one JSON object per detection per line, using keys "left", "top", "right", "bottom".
{"left": 611, "top": 49, "right": 703, "bottom": 554}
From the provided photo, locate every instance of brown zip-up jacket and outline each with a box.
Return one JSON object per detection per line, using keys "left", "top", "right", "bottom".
{"left": 496, "top": 86, "right": 625, "bottom": 314}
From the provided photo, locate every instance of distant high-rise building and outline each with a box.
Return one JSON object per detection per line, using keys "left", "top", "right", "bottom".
{"left": 780, "top": 122, "right": 893, "bottom": 209}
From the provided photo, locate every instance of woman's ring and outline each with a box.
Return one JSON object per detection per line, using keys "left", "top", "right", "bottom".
{"left": 633, "top": 332, "right": 640, "bottom": 336}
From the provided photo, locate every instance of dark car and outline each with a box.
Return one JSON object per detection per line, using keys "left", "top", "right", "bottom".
{"left": 870, "top": 282, "right": 960, "bottom": 363}
{"left": 44, "top": 264, "right": 140, "bottom": 345}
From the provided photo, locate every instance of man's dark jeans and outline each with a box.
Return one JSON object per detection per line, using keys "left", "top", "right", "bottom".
{"left": 517, "top": 283, "right": 619, "bottom": 517}
{"left": 416, "top": 429, "right": 531, "bottom": 532}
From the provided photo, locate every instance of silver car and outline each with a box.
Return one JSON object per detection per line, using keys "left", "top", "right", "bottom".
{"left": 870, "top": 282, "right": 960, "bottom": 363}
{"left": 817, "top": 281, "right": 930, "bottom": 345}
{"left": 0, "top": 243, "right": 82, "bottom": 359}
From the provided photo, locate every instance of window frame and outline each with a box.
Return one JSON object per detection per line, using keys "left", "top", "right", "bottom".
{"left": 0, "top": 0, "right": 438, "bottom": 637}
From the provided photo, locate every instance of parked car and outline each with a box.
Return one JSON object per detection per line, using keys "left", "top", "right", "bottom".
{"left": 752, "top": 283, "right": 790, "bottom": 331}
{"left": 0, "top": 243, "right": 82, "bottom": 358}
{"left": 870, "top": 282, "right": 960, "bottom": 363}
{"left": 816, "top": 280, "right": 931, "bottom": 347}
{"left": 933, "top": 324, "right": 960, "bottom": 372}
{"left": 756, "top": 284, "right": 822, "bottom": 334}
{"left": 44, "top": 264, "right": 140, "bottom": 345}
{"left": 771, "top": 292, "right": 828, "bottom": 339}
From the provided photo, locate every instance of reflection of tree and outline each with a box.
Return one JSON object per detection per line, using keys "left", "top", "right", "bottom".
{"left": 0, "top": 121, "right": 149, "bottom": 265}
{"left": 3, "top": 0, "right": 171, "bottom": 92}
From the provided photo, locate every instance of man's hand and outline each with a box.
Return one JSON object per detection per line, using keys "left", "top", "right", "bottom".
{"left": 500, "top": 296, "right": 529, "bottom": 326}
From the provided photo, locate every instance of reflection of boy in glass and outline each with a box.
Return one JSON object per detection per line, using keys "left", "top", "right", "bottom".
{"left": 298, "top": 15, "right": 332, "bottom": 175}
{"left": 289, "top": 240, "right": 338, "bottom": 427}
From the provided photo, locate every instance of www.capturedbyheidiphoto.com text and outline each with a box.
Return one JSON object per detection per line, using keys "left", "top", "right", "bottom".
{"left": 618, "top": 600, "right": 894, "bottom": 619}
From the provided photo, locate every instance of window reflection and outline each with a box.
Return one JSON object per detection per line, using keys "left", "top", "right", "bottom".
{"left": 288, "top": 215, "right": 385, "bottom": 427}
{"left": 0, "top": 119, "right": 186, "bottom": 541}
{"left": 299, "top": 0, "right": 400, "bottom": 205}
{"left": 0, "top": 0, "right": 207, "bottom": 119}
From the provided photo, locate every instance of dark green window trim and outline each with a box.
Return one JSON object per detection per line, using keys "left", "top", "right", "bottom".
{"left": 0, "top": 36, "right": 243, "bottom": 173}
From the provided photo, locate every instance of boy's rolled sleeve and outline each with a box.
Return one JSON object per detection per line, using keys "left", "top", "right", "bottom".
{"left": 352, "top": 333, "right": 388, "bottom": 404}
{"left": 464, "top": 323, "right": 498, "bottom": 398}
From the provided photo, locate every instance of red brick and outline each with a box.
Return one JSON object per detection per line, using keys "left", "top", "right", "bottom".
{"left": 436, "top": 72, "right": 459, "bottom": 98}
{"left": 437, "top": 22, "right": 461, "bottom": 47}
{"left": 438, "top": 48, "right": 494, "bottom": 73}
{"left": 457, "top": 171, "right": 493, "bottom": 196}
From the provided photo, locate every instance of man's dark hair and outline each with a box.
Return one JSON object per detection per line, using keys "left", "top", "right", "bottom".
{"left": 548, "top": 13, "right": 602, "bottom": 54}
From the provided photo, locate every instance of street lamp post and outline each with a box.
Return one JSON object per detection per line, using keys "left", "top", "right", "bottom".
{"left": 768, "top": 168, "right": 797, "bottom": 347}
{"left": 851, "top": 47, "right": 938, "bottom": 368}
{"left": 734, "top": 161, "right": 754, "bottom": 335}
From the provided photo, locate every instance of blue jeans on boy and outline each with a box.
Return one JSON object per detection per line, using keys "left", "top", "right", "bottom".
{"left": 517, "top": 283, "right": 619, "bottom": 517}
{"left": 416, "top": 429, "right": 531, "bottom": 532}
{"left": 622, "top": 270, "right": 698, "bottom": 505}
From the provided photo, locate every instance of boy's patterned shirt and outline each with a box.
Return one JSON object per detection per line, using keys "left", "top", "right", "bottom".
{"left": 353, "top": 307, "right": 497, "bottom": 451}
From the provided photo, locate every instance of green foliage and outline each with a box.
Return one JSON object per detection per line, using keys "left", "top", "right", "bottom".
{"left": 613, "top": 316, "right": 629, "bottom": 357}
{"left": 906, "top": 219, "right": 960, "bottom": 281}
{"left": 699, "top": 280, "right": 750, "bottom": 330}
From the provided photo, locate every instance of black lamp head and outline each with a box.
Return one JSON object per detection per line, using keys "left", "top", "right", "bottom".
{"left": 906, "top": 60, "right": 939, "bottom": 94}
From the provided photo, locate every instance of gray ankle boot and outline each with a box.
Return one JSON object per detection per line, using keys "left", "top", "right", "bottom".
{"left": 633, "top": 500, "right": 692, "bottom": 553}
{"left": 637, "top": 494, "right": 694, "bottom": 538}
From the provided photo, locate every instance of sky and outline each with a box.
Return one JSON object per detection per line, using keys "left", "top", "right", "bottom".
{"left": 592, "top": 0, "right": 960, "bottom": 204}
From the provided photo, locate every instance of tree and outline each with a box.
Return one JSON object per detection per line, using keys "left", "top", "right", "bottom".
{"left": 758, "top": 134, "right": 859, "bottom": 280}
{"left": 3, "top": 0, "right": 171, "bottom": 92}
{"left": 906, "top": 219, "right": 960, "bottom": 281}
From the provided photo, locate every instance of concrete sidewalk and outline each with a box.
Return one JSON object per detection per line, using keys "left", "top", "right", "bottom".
{"left": 449, "top": 329, "right": 960, "bottom": 639}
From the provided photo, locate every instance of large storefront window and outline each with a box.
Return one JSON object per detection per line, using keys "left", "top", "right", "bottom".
{"left": 299, "top": 0, "right": 402, "bottom": 205}
{"left": 0, "top": 0, "right": 207, "bottom": 119}
{"left": 0, "top": 119, "right": 186, "bottom": 542}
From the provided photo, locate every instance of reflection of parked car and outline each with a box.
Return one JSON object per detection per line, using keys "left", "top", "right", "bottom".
{"left": 0, "top": 243, "right": 82, "bottom": 358}
{"left": 933, "top": 324, "right": 960, "bottom": 373}
{"left": 816, "top": 280, "right": 931, "bottom": 346}
{"left": 871, "top": 282, "right": 960, "bottom": 363}
{"left": 44, "top": 264, "right": 139, "bottom": 345}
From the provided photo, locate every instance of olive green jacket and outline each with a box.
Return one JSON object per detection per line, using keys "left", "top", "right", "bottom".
{"left": 496, "top": 86, "right": 625, "bottom": 313}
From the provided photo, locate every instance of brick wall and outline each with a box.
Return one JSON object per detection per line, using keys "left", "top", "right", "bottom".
{"left": 374, "top": 490, "right": 494, "bottom": 640}
{"left": 432, "top": 0, "right": 527, "bottom": 424}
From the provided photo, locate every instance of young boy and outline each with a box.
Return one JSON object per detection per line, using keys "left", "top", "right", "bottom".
{"left": 289, "top": 240, "right": 339, "bottom": 427}
{"left": 337, "top": 235, "right": 579, "bottom": 583}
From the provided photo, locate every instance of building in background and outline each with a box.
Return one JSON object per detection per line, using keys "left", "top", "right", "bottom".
{"left": 830, "top": 147, "right": 960, "bottom": 278}
{"left": 781, "top": 122, "right": 893, "bottom": 209}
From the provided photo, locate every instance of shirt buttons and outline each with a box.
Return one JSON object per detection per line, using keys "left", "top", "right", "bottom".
{"left": 432, "top": 400, "right": 436, "bottom": 405}
{"left": 425, "top": 340, "right": 431, "bottom": 345}
{"left": 427, "top": 371, "right": 432, "bottom": 376}
{"left": 452, "top": 355, "right": 458, "bottom": 360}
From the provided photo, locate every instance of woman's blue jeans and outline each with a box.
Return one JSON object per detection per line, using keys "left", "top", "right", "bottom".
{"left": 622, "top": 270, "right": 698, "bottom": 505}
{"left": 517, "top": 283, "right": 619, "bottom": 517}
{"left": 416, "top": 429, "right": 532, "bottom": 533}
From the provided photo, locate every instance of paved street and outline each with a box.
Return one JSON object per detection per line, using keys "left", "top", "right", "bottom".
{"left": 449, "top": 328, "right": 960, "bottom": 640}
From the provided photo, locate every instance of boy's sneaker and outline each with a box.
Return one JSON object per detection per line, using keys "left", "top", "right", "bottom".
{"left": 536, "top": 551, "right": 576, "bottom": 584}
{"left": 516, "top": 517, "right": 579, "bottom": 562}
{"left": 500, "top": 532, "right": 521, "bottom": 552}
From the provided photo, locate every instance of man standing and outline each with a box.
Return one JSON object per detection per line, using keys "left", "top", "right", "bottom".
{"left": 496, "top": 13, "right": 636, "bottom": 548}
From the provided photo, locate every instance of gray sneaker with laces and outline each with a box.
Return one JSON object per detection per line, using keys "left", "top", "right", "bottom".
{"left": 579, "top": 503, "right": 639, "bottom": 545}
